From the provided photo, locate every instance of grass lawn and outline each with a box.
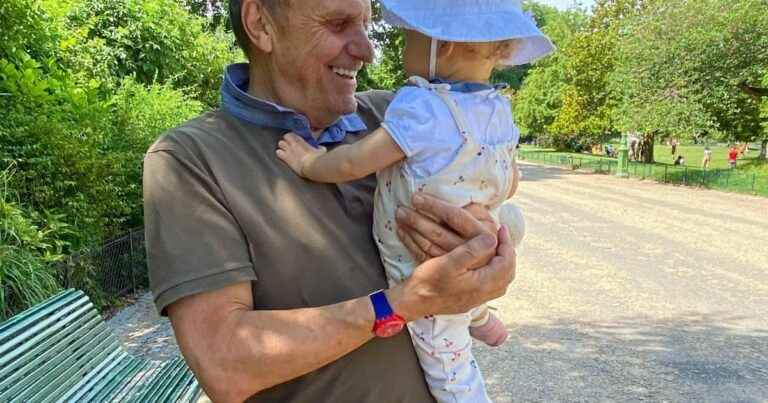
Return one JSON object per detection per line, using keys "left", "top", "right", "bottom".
{"left": 519, "top": 144, "right": 768, "bottom": 196}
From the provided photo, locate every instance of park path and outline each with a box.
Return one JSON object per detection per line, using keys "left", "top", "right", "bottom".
{"left": 476, "top": 162, "right": 768, "bottom": 402}
{"left": 107, "top": 162, "right": 768, "bottom": 402}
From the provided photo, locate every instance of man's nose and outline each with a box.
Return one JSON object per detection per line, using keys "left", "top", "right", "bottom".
{"left": 348, "top": 27, "right": 374, "bottom": 64}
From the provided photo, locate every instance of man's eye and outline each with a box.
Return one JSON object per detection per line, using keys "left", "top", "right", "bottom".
{"left": 329, "top": 20, "right": 347, "bottom": 32}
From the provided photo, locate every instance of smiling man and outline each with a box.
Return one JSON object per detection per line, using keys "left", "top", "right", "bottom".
{"left": 142, "top": 0, "right": 517, "bottom": 402}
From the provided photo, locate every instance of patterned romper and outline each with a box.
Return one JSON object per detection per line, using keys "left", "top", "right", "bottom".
{"left": 374, "top": 76, "right": 524, "bottom": 403}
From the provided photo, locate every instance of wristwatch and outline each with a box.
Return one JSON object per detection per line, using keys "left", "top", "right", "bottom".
{"left": 369, "top": 290, "right": 406, "bottom": 337}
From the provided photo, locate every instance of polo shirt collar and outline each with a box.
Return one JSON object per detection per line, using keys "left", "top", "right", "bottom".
{"left": 220, "top": 63, "right": 367, "bottom": 147}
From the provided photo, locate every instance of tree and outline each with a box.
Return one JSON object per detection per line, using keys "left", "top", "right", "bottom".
{"left": 547, "top": 0, "right": 647, "bottom": 151}
{"left": 513, "top": 6, "right": 587, "bottom": 145}
{"left": 62, "top": 0, "right": 239, "bottom": 106}
{"left": 613, "top": 0, "right": 768, "bottom": 161}
{"left": 742, "top": 72, "right": 768, "bottom": 159}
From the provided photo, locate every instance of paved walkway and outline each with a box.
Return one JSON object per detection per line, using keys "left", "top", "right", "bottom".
{"left": 476, "top": 163, "right": 768, "bottom": 402}
{"left": 107, "top": 162, "right": 768, "bottom": 401}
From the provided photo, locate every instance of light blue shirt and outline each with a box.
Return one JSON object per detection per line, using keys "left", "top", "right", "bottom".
{"left": 220, "top": 63, "right": 367, "bottom": 147}
{"left": 381, "top": 81, "right": 519, "bottom": 179}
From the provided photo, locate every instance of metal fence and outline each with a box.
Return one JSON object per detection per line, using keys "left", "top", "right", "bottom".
{"left": 57, "top": 227, "right": 148, "bottom": 298}
{"left": 519, "top": 151, "right": 768, "bottom": 197}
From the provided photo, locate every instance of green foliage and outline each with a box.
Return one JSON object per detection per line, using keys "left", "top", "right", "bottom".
{"left": 1, "top": 52, "right": 112, "bottom": 248}
{"left": 62, "top": 0, "right": 239, "bottom": 106}
{"left": 513, "top": 7, "right": 588, "bottom": 146}
{"left": 547, "top": 0, "right": 645, "bottom": 146}
{"left": 613, "top": 0, "right": 768, "bottom": 143}
{"left": 0, "top": 166, "right": 63, "bottom": 320}
{"left": 0, "top": 0, "right": 60, "bottom": 62}
{"left": 101, "top": 79, "right": 204, "bottom": 230}
{"left": 1, "top": 0, "right": 208, "bottom": 249}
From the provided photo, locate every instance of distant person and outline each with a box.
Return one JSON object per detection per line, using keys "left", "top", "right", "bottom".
{"left": 702, "top": 147, "right": 712, "bottom": 169}
{"left": 670, "top": 139, "right": 678, "bottom": 156}
{"left": 674, "top": 155, "right": 685, "bottom": 166}
{"left": 605, "top": 144, "right": 614, "bottom": 158}
{"left": 729, "top": 146, "right": 739, "bottom": 169}
{"left": 629, "top": 134, "right": 640, "bottom": 161}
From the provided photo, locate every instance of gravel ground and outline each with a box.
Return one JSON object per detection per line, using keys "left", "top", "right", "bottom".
{"left": 477, "top": 162, "right": 768, "bottom": 402}
{"left": 105, "top": 292, "right": 179, "bottom": 362}
{"left": 106, "top": 162, "right": 768, "bottom": 401}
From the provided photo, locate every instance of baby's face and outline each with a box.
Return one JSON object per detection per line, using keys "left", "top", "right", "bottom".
{"left": 402, "top": 30, "right": 432, "bottom": 78}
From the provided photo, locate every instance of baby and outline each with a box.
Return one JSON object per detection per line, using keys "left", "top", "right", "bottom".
{"left": 277, "top": 1, "right": 553, "bottom": 401}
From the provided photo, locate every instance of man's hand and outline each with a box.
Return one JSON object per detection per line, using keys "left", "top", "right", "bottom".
{"left": 388, "top": 225, "right": 516, "bottom": 320}
{"left": 276, "top": 132, "right": 326, "bottom": 177}
{"left": 396, "top": 193, "right": 498, "bottom": 264}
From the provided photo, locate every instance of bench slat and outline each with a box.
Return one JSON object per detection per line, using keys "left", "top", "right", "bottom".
{"left": 0, "top": 289, "right": 201, "bottom": 403}
{"left": 0, "top": 290, "right": 81, "bottom": 337}
{"left": 142, "top": 358, "right": 192, "bottom": 403}
{"left": 154, "top": 364, "right": 198, "bottom": 403}
{"left": 0, "top": 315, "right": 106, "bottom": 395}
{"left": 109, "top": 361, "right": 158, "bottom": 403}
{"left": 129, "top": 359, "right": 185, "bottom": 402}
{"left": 57, "top": 351, "right": 136, "bottom": 403}
{"left": 84, "top": 359, "right": 153, "bottom": 402}
{"left": 0, "top": 297, "right": 94, "bottom": 361}
{"left": 35, "top": 339, "right": 123, "bottom": 403}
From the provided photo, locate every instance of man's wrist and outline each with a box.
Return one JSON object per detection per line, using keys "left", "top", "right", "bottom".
{"left": 384, "top": 284, "right": 422, "bottom": 322}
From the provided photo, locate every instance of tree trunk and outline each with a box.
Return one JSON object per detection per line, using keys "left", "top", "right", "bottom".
{"left": 760, "top": 140, "right": 767, "bottom": 160}
{"left": 638, "top": 132, "right": 655, "bottom": 163}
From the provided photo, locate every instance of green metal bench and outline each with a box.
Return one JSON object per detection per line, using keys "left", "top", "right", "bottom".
{"left": 0, "top": 289, "right": 202, "bottom": 402}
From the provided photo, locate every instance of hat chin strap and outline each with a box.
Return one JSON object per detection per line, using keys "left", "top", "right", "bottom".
{"left": 429, "top": 38, "right": 438, "bottom": 80}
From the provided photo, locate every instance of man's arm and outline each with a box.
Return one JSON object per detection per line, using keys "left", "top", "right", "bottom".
{"left": 276, "top": 128, "right": 405, "bottom": 183}
{"left": 168, "top": 225, "right": 514, "bottom": 403}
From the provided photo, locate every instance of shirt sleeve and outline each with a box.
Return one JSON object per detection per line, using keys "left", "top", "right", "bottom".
{"left": 143, "top": 145, "right": 256, "bottom": 315}
{"left": 380, "top": 87, "right": 457, "bottom": 159}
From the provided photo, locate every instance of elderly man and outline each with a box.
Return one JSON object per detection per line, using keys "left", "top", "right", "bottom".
{"left": 142, "top": 0, "right": 517, "bottom": 402}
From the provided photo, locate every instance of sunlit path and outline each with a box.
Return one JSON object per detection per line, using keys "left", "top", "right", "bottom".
{"left": 478, "top": 162, "right": 768, "bottom": 402}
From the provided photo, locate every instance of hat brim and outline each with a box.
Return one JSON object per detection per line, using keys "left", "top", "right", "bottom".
{"left": 383, "top": 3, "right": 555, "bottom": 66}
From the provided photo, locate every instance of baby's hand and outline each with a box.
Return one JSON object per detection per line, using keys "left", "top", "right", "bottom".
{"left": 276, "top": 132, "right": 326, "bottom": 177}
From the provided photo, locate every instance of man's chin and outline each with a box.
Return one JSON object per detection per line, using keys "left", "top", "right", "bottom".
{"left": 335, "top": 96, "right": 359, "bottom": 115}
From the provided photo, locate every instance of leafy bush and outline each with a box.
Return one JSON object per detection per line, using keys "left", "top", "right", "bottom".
{"left": 0, "top": 0, "right": 60, "bottom": 62}
{"left": 0, "top": 166, "right": 63, "bottom": 320}
{"left": 0, "top": 52, "right": 111, "bottom": 248}
{"left": 1, "top": 53, "right": 203, "bottom": 247}
{"left": 62, "top": 0, "right": 239, "bottom": 106}
{"left": 101, "top": 79, "right": 204, "bottom": 230}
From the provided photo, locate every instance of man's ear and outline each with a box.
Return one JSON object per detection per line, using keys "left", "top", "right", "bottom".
{"left": 242, "top": 0, "right": 275, "bottom": 54}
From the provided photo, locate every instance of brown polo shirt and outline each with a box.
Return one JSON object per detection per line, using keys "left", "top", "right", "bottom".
{"left": 143, "top": 91, "right": 434, "bottom": 402}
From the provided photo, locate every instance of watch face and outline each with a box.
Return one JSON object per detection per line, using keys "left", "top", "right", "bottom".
{"left": 375, "top": 319, "right": 405, "bottom": 338}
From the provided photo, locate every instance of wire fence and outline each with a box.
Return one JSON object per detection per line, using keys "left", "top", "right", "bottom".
{"left": 55, "top": 227, "right": 148, "bottom": 301}
{"left": 518, "top": 151, "right": 768, "bottom": 197}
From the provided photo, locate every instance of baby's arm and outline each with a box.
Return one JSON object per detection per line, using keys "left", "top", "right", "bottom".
{"left": 276, "top": 128, "right": 406, "bottom": 183}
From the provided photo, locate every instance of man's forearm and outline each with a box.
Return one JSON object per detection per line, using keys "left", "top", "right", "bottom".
{"left": 169, "top": 284, "right": 379, "bottom": 403}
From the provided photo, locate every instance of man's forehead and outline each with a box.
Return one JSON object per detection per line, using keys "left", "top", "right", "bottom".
{"left": 301, "top": 0, "right": 371, "bottom": 18}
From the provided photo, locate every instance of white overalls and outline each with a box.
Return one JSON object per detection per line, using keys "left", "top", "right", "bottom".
{"left": 373, "top": 77, "right": 524, "bottom": 403}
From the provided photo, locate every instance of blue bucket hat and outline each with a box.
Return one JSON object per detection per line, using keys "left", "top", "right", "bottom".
{"left": 381, "top": 0, "right": 555, "bottom": 67}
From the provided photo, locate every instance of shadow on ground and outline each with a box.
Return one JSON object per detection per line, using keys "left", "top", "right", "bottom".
{"left": 477, "top": 312, "right": 768, "bottom": 402}
{"left": 518, "top": 163, "right": 571, "bottom": 183}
